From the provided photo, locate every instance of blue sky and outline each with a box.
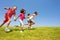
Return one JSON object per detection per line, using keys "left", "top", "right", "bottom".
{"left": 0, "top": 0, "right": 60, "bottom": 26}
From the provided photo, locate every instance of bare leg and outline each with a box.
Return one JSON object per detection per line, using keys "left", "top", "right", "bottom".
{"left": 28, "top": 23, "right": 32, "bottom": 29}
{"left": 20, "top": 23, "right": 23, "bottom": 31}
{"left": 0, "top": 22, "right": 6, "bottom": 27}
{"left": 31, "top": 20, "right": 35, "bottom": 25}
{"left": 27, "top": 23, "right": 30, "bottom": 29}
{"left": 19, "top": 19, "right": 24, "bottom": 32}
{"left": 28, "top": 20, "right": 35, "bottom": 29}
{"left": 6, "top": 21, "right": 11, "bottom": 28}
{"left": 5, "top": 20, "right": 11, "bottom": 32}
{"left": 20, "top": 27, "right": 23, "bottom": 31}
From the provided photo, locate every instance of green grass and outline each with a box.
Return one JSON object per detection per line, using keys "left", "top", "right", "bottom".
{"left": 0, "top": 27, "right": 60, "bottom": 40}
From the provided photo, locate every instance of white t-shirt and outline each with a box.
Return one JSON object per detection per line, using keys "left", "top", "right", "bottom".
{"left": 27, "top": 14, "right": 36, "bottom": 21}
{"left": 30, "top": 14, "right": 36, "bottom": 19}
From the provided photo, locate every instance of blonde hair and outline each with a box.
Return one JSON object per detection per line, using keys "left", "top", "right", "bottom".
{"left": 13, "top": 6, "right": 17, "bottom": 10}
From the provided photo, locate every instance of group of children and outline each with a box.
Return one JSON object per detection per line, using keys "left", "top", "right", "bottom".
{"left": 0, "top": 6, "right": 38, "bottom": 32}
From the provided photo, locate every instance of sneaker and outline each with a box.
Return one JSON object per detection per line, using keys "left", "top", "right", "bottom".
{"left": 5, "top": 28, "right": 10, "bottom": 32}
{"left": 20, "top": 31, "right": 23, "bottom": 33}
{"left": 31, "top": 27, "right": 33, "bottom": 29}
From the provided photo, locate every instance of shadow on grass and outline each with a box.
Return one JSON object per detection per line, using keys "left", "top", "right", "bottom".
{"left": 13, "top": 29, "right": 20, "bottom": 31}
{"left": 4, "top": 27, "right": 36, "bottom": 33}
{"left": 24, "top": 28, "right": 36, "bottom": 31}
{"left": 5, "top": 30, "right": 13, "bottom": 33}
{"left": 29, "top": 28, "right": 36, "bottom": 30}
{"left": 12, "top": 28, "right": 36, "bottom": 31}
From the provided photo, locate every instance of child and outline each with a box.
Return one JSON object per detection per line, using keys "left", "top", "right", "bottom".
{"left": 27, "top": 11, "right": 38, "bottom": 29}
{"left": 14, "top": 9, "right": 26, "bottom": 32}
{"left": 0, "top": 6, "right": 17, "bottom": 32}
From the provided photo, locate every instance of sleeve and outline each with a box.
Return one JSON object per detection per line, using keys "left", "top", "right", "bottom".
{"left": 4, "top": 8, "right": 10, "bottom": 10}
{"left": 18, "top": 14, "right": 21, "bottom": 17}
{"left": 24, "top": 15, "right": 25, "bottom": 19}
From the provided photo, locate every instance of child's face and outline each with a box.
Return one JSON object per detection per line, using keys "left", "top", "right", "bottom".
{"left": 34, "top": 11, "right": 38, "bottom": 15}
{"left": 23, "top": 11, "right": 26, "bottom": 14}
{"left": 13, "top": 6, "right": 17, "bottom": 10}
{"left": 28, "top": 14, "right": 30, "bottom": 16}
{"left": 33, "top": 14, "right": 36, "bottom": 16}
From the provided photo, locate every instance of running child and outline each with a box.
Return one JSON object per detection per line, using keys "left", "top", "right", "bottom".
{"left": 0, "top": 6, "right": 17, "bottom": 32}
{"left": 27, "top": 11, "right": 38, "bottom": 29}
{"left": 14, "top": 9, "right": 26, "bottom": 32}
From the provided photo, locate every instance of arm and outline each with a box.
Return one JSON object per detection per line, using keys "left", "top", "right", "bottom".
{"left": 4, "top": 8, "right": 10, "bottom": 10}
{"left": 24, "top": 15, "right": 25, "bottom": 19}
{"left": 30, "top": 16, "right": 33, "bottom": 19}
{"left": 14, "top": 16, "right": 19, "bottom": 21}
{"left": 13, "top": 12, "right": 16, "bottom": 21}
{"left": 30, "top": 14, "right": 36, "bottom": 19}
{"left": 14, "top": 13, "right": 16, "bottom": 20}
{"left": 14, "top": 14, "right": 19, "bottom": 21}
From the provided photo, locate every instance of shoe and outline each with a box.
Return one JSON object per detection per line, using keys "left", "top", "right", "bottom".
{"left": 5, "top": 28, "right": 10, "bottom": 32}
{"left": 20, "top": 31, "right": 23, "bottom": 33}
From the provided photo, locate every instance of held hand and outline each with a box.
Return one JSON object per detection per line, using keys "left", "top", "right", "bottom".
{"left": 14, "top": 18, "right": 17, "bottom": 21}
{"left": 4, "top": 8, "right": 7, "bottom": 9}
{"left": 14, "top": 16, "right": 18, "bottom": 21}
{"left": 14, "top": 17, "right": 16, "bottom": 21}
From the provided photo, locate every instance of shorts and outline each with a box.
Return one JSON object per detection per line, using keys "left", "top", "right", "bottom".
{"left": 28, "top": 19, "right": 33, "bottom": 23}
{"left": 19, "top": 19, "right": 24, "bottom": 27}
{"left": 4, "top": 14, "right": 10, "bottom": 23}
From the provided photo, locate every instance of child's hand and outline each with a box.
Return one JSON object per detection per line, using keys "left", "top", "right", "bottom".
{"left": 4, "top": 8, "right": 6, "bottom": 9}
{"left": 14, "top": 17, "right": 16, "bottom": 21}
{"left": 14, "top": 18, "right": 17, "bottom": 21}
{"left": 14, "top": 19, "right": 17, "bottom": 21}
{"left": 14, "top": 16, "right": 19, "bottom": 21}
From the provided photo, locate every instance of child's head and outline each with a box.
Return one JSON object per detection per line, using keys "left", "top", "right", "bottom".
{"left": 20, "top": 9, "right": 26, "bottom": 14}
{"left": 28, "top": 14, "right": 30, "bottom": 16}
{"left": 13, "top": 6, "right": 17, "bottom": 10}
{"left": 34, "top": 11, "right": 38, "bottom": 15}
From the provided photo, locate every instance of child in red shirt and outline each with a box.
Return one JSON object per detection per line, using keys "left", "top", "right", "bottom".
{"left": 0, "top": 6, "right": 17, "bottom": 32}
{"left": 14, "top": 9, "right": 26, "bottom": 32}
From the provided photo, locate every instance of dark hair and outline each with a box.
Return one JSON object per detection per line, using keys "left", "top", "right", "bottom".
{"left": 34, "top": 11, "right": 38, "bottom": 15}
{"left": 28, "top": 14, "right": 30, "bottom": 16}
{"left": 20, "top": 9, "right": 25, "bottom": 13}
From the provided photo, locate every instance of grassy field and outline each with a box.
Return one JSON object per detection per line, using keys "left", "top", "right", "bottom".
{"left": 0, "top": 26, "right": 60, "bottom": 40}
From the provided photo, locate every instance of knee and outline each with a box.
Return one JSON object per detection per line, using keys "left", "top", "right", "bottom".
{"left": 7, "top": 20, "right": 11, "bottom": 23}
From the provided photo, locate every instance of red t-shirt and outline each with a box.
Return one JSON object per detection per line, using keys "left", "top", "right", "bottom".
{"left": 5, "top": 8, "right": 15, "bottom": 18}
{"left": 19, "top": 13, "right": 25, "bottom": 21}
